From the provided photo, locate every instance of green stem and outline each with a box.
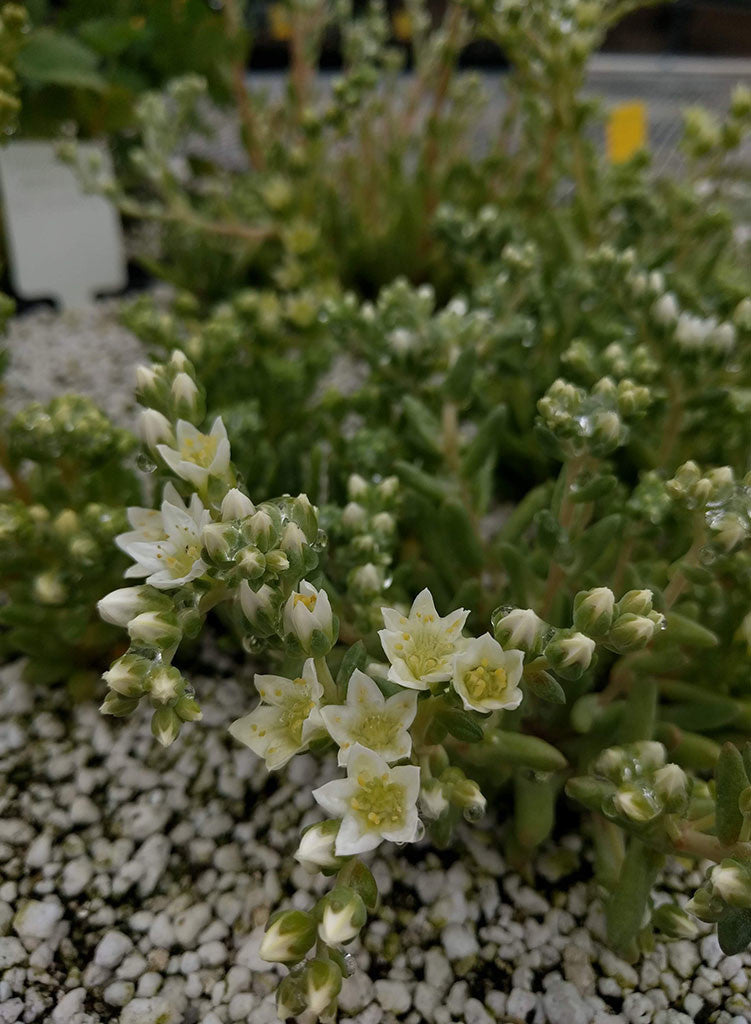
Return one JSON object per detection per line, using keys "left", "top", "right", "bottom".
{"left": 315, "top": 656, "right": 338, "bottom": 703}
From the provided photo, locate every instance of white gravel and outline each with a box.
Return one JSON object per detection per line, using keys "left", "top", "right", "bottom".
{"left": 1, "top": 657, "right": 750, "bottom": 1024}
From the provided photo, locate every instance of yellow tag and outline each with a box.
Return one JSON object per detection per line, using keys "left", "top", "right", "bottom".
{"left": 606, "top": 102, "right": 647, "bottom": 164}
{"left": 392, "top": 10, "right": 412, "bottom": 42}
{"left": 268, "top": 4, "right": 292, "bottom": 41}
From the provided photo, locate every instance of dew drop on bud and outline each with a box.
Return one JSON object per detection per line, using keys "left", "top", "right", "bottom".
{"left": 242, "top": 634, "right": 264, "bottom": 654}
{"left": 343, "top": 953, "right": 357, "bottom": 976}
{"left": 136, "top": 452, "right": 158, "bottom": 473}
{"left": 463, "top": 804, "right": 484, "bottom": 823}
{"left": 313, "top": 529, "right": 328, "bottom": 551}
{"left": 699, "top": 545, "right": 716, "bottom": 565}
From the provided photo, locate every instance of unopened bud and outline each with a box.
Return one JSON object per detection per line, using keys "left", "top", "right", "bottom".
{"left": 103, "top": 654, "right": 150, "bottom": 697}
{"left": 201, "top": 522, "right": 235, "bottom": 563}
{"left": 342, "top": 502, "right": 368, "bottom": 530}
{"left": 347, "top": 474, "right": 369, "bottom": 500}
{"left": 711, "top": 860, "right": 751, "bottom": 908}
{"left": 221, "top": 487, "right": 255, "bottom": 521}
{"left": 139, "top": 409, "right": 173, "bottom": 451}
{"left": 236, "top": 545, "right": 266, "bottom": 579}
{"left": 260, "top": 909, "right": 317, "bottom": 964}
{"left": 303, "top": 958, "right": 343, "bottom": 1016}
{"left": 573, "top": 587, "right": 615, "bottom": 638}
{"left": 317, "top": 887, "right": 367, "bottom": 946}
{"left": 613, "top": 783, "right": 662, "bottom": 822}
{"left": 493, "top": 607, "right": 545, "bottom": 653}
{"left": 151, "top": 706, "right": 181, "bottom": 747}
{"left": 294, "top": 820, "right": 343, "bottom": 872}
{"left": 127, "top": 610, "right": 181, "bottom": 649}
{"left": 608, "top": 613, "right": 657, "bottom": 652}
{"left": 98, "top": 586, "right": 162, "bottom": 627}
{"left": 146, "top": 665, "right": 183, "bottom": 705}
{"left": 350, "top": 562, "right": 383, "bottom": 595}
{"left": 653, "top": 763, "right": 689, "bottom": 812}
{"left": 652, "top": 902, "right": 700, "bottom": 939}
{"left": 617, "top": 589, "right": 654, "bottom": 617}
{"left": 544, "top": 630, "right": 596, "bottom": 679}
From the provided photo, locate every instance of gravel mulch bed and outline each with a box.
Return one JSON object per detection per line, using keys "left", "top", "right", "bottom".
{"left": 1, "top": 658, "right": 751, "bottom": 1024}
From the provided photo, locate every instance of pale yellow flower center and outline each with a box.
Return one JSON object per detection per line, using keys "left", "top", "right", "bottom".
{"left": 463, "top": 659, "right": 508, "bottom": 702}
{"left": 356, "top": 712, "right": 401, "bottom": 750}
{"left": 180, "top": 433, "right": 218, "bottom": 468}
{"left": 294, "top": 593, "right": 317, "bottom": 611}
{"left": 402, "top": 630, "right": 454, "bottom": 678}
{"left": 278, "top": 693, "right": 315, "bottom": 743}
{"left": 350, "top": 772, "right": 405, "bottom": 829}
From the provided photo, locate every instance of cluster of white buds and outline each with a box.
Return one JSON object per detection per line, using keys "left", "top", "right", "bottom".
{"left": 666, "top": 464, "right": 751, "bottom": 552}
{"left": 337, "top": 473, "right": 400, "bottom": 628}
{"left": 537, "top": 375, "right": 651, "bottom": 457}
{"left": 688, "top": 859, "right": 751, "bottom": 924}
{"left": 568, "top": 742, "right": 691, "bottom": 828}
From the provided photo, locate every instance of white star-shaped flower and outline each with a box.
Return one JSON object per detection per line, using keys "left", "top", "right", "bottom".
{"left": 156, "top": 417, "right": 231, "bottom": 490}
{"left": 229, "top": 659, "right": 325, "bottom": 770}
{"left": 378, "top": 588, "right": 468, "bottom": 691}
{"left": 115, "top": 484, "right": 211, "bottom": 590}
{"left": 320, "top": 669, "right": 417, "bottom": 766}
{"left": 313, "top": 745, "right": 420, "bottom": 856}
{"left": 452, "top": 633, "right": 524, "bottom": 714}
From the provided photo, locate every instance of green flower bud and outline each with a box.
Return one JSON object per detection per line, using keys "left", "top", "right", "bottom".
{"left": 493, "top": 607, "right": 546, "bottom": 654}
{"left": 127, "top": 611, "right": 182, "bottom": 649}
{"left": 103, "top": 654, "right": 150, "bottom": 697}
{"left": 276, "top": 970, "right": 308, "bottom": 1020}
{"left": 174, "top": 694, "right": 202, "bottom": 722}
{"left": 350, "top": 562, "right": 383, "bottom": 595}
{"left": 711, "top": 860, "right": 751, "bottom": 909}
{"left": 151, "top": 706, "right": 181, "bottom": 747}
{"left": 653, "top": 763, "right": 689, "bottom": 813}
{"left": 303, "top": 958, "right": 343, "bottom": 1016}
{"left": 573, "top": 587, "right": 615, "bottom": 638}
{"left": 260, "top": 909, "right": 317, "bottom": 964}
{"left": 652, "top": 902, "right": 700, "bottom": 939}
{"left": 613, "top": 782, "right": 662, "bottom": 822}
{"left": 244, "top": 508, "right": 279, "bottom": 552}
{"left": 291, "top": 493, "right": 318, "bottom": 542}
{"left": 139, "top": 409, "right": 173, "bottom": 452}
{"left": 617, "top": 589, "right": 654, "bottom": 617}
{"left": 220, "top": 487, "right": 255, "bottom": 521}
{"left": 238, "top": 581, "right": 278, "bottom": 636}
{"left": 100, "top": 692, "right": 140, "bottom": 717}
{"left": 317, "top": 887, "right": 367, "bottom": 946}
{"left": 294, "top": 820, "right": 344, "bottom": 873}
{"left": 265, "top": 549, "right": 290, "bottom": 574}
{"left": 236, "top": 545, "right": 266, "bottom": 579}
{"left": 146, "top": 665, "right": 184, "bottom": 705}
{"left": 342, "top": 502, "right": 368, "bottom": 530}
{"left": 685, "top": 885, "right": 724, "bottom": 924}
{"left": 608, "top": 613, "right": 657, "bottom": 652}
{"left": 201, "top": 522, "right": 236, "bottom": 563}
{"left": 98, "top": 586, "right": 168, "bottom": 628}
{"left": 544, "top": 629, "right": 595, "bottom": 679}
{"left": 448, "top": 776, "right": 486, "bottom": 821}
{"left": 171, "top": 371, "right": 203, "bottom": 421}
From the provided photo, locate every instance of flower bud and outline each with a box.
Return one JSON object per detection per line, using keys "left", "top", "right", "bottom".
{"left": 652, "top": 292, "right": 680, "bottom": 327}
{"left": 317, "top": 887, "right": 367, "bottom": 946}
{"left": 303, "top": 958, "right": 343, "bottom": 1016}
{"left": 139, "top": 409, "right": 173, "bottom": 451}
{"left": 291, "top": 493, "right": 318, "bottom": 542}
{"left": 276, "top": 971, "right": 308, "bottom": 1020}
{"left": 350, "top": 562, "right": 383, "bottom": 595}
{"left": 281, "top": 521, "right": 307, "bottom": 556}
{"left": 617, "top": 589, "right": 654, "bottom": 617}
{"left": 100, "top": 691, "right": 140, "bottom": 717}
{"left": 103, "top": 654, "right": 150, "bottom": 697}
{"left": 135, "top": 364, "right": 161, "bottom": 403}
{"left": 544, "top": 630, "right": 596, "bottom": 679}
{"left": 653, "top": 763, "right": 689, "bottom": 813}
{"left": 608, "top": 613, "right": 656, "bottom": 652}
{"left": 294, "top": 820, "right": 343, "bottom": 872}
{"left": 265, "top": 549, "right": 290, "bottom": 574}
{"left": 592, "top": 746, "right": 632, "bottom": 782}
{"left": 651, "top": 902, "right": 700, "bottom": 939}
{"left": 244, "top": 508, "right": 278, "bottom": 551}
{"left": 342, "top": 502, "right": 368, "bottom": 530}
{"left": 613, "top": 783, "right": 661, "bottom": 822}
{"left": 347, "top": 474, "right": 369, "bottom": 500}
{"left": 371, "top": 511, "right": 395, "bottom": 534}
{"left": 260, "top": 909, "right": 317, "bottom": 964}
{"left": 238, "top": 581, "right": 278, "bottom": 635}
{"left": 236, "top": 545, "right": 266, "bottom": 579}
{"left": 283, "top": 582, "right": 336, "bottom": 655}
{"left": 420, "top": 779, "right": 449, "bottom": 820}
{"left": 685, "top": 885, "right": 724, "bottom": 924}
{"left": 33, "top": 572, "right": 66, "bottom": 605}
{"left": 174, "top": 693, "right": 202, "bottom": 722}
{"left": 221, "top": 488, "right": 255, "bottom": 521}
{"left": 493, "top": 607, "right": 545, "bottom": 653}
{"left": 127, "top": 610, "right": 181, "bottom": 649}
{"left": 146, "top": 665, "right": 183, "bottom": 705}
{"left": 201, "top": 522, "right": 235, "bottom": 563}
{"left": 98, "top": 586, "right": 155, "bottom": 627}
{"left": 151, "top": 706, "right": 181, "bottom": 747}
{"left": 171, "top": 372, "right": 201, "bottom": 419}
{"left": 573, "top": 588, "right": 615, "bottom": 638}
{"left": 711, "top": 860, "right": 751, "bottom": 908}
{"left": 448, "top": 776, "right": 486, "bottom": 822}
{"left": 53, "top": 509, "right": 79, "bottom": 537}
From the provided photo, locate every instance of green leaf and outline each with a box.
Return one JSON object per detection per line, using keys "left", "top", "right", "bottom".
{"left": 514, "top": 769, "right": 556, "bottom": 849}
{"left": 336, "top": 641, "right": 368, "bottom": 690}
{"left": 17, "top": 29, "right": 106, "bottom": 91}
{"left": 715, "top": 742, "right": 749, "bottom": 845}
{"left": 78, "top": 17, "right": 145, "bottom": 58}
{"left": 336, "top": 859, "right": 378, "bottom": 910}
{"left": 663, "top": 612, "right": 719, "bottom": 649}
{"left": 718, "top": 907, "right": 751, "bottom": 955}
{"left": 606, "top": 838, "right": 664, "bottom": 955}
{"left": 526, "top": 669, "right": 566, "bottom": 705}
{"left": 401, "top": 396, "right": 442, "bottom": 457}
{"left": 445, "top": 347, "right": 476, "bottom": 402}
{"left": 663, "top": 701, "right": 739, "bottom": 732}
{"left": 486, "top": 730, "right": 568, "bottom": 771}
{"left": 436, "top": 708, "right": 485, "bottom": 743}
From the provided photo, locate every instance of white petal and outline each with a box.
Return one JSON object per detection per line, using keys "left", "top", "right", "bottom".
{"left": 313, "top": 778, "right": 355, "bottom": 818}
{"left": 381, "top": 606, "right": 406, "bottom": 631}
{"left": 334, "top": 814, "right": 381, "bottom": 856}
{"left": 346, "top": 669, "right": 384, "bottom": 707}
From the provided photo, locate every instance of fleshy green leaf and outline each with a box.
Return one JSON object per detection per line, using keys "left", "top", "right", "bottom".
{"left": 17, "top": 29, "right": 106, "bottom": 91}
